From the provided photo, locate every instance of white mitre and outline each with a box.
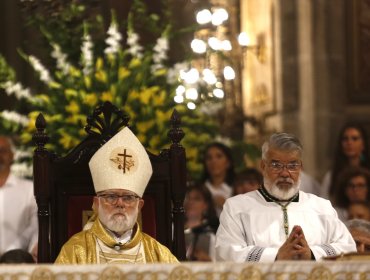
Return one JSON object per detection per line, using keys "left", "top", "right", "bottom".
{"left": 88, "top": 127, "right": 153, "bottom": 197}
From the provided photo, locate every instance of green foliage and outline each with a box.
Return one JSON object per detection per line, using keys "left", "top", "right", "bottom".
{"left": 22, "top": 1, "right": 104, "bottom": 63}
{"left": 0, "top": 55, "right": 15, "bottom": 86}
{"left": 231, "top": 141, "right": 261, "bottom": 172}
{"left": 0, "top": 0, "right": 220, "bottom": 179}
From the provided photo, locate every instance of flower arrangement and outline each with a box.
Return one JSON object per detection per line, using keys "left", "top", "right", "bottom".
{"left": 0, "top": 0, "right": 220, "bottom": 178}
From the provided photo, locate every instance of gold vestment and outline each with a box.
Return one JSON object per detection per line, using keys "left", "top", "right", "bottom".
{"left": 55, "top": 219, "right": 178, "bottom": 264}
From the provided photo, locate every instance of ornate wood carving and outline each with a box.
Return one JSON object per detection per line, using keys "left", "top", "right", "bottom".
{"left": 85, "top": 101, "right": 130, "bottom": 142}
{"left": 32, "top": 113, "right": 51, "bottom": 262}
{"left": 168, "top": 109, "right": 186, "bottom": 261}
{"left": 64, "top": 102, "right": 130, "bottom": 164}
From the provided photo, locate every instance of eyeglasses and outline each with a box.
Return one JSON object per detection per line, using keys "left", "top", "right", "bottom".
{"left": 267, "top": 161, "right": 302, "bottom": 173}
{"left": 98, "top": 194, "right": 140, "bottom": 205}
{"left": 346, "top": 184, "right": 368, "bottom": 190}
{"left": 342, "top": 136, "right": 362, "bottom": 142}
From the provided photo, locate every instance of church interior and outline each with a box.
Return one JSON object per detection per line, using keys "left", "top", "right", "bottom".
{"left": 1, "top": 0, "right": 369, "bottom": 182}
{"left": 1, "top": 0, "right": 370, "bottom": 274}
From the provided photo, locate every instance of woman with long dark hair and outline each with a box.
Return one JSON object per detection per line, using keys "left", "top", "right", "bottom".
{"left": 201, "top": 142, "right": 235, "bottom": 216}
{"left": 333, "top": 166, "right": 370, "bottom": 221}
{"left": 321, "top": 122, "right": 370, "bottom": 199}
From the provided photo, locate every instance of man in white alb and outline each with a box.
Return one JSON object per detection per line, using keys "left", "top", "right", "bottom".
{"left": 215, "top": 132, "right": 356, "bottom": 261}
{"left": 0, "top": 136, "right": 38, "bottom": 260}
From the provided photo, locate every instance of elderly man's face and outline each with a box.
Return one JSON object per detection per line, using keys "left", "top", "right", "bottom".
{"left": 94, "top": 189, "right": 144, "bottom": 235}
{"left": 261, "top": 148, "right": 302, "bottom": 200}
{"left": 0, "top": 137, "right": 13, "bottom": 173}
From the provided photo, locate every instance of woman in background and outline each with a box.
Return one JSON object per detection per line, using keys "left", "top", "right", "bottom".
{"left": 184, "top": 184, "right": 218, "bottom": 261}
{"left": 201, "top": 142, "right": 235, "bottom": 216}
{"left": 322, "top": 122, "right": 370, "bottom": 200}
{"left": 334, "top": 166, "right": 370, "bottom": 221}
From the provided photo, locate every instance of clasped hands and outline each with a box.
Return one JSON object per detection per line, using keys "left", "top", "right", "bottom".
{"left": 276, "top": 225, "right": 312, "bottom": 260}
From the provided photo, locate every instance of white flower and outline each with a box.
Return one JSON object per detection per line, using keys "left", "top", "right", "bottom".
{"left": 81, "top": 33, "right": 93, "bottom": 75}
{"left": 14, "top": 149, "right": 33, "bottom": 160}
{"left": 127, "top": 31, "right": 143, "bottom": 58}
{"left": 0, "top": 110, "right": 29, "bottom": 126}
{"left": 153, "top": 53, "right": 167, "bottom": 64}
{"left": 11, "top": 161, "right": 33, "bottom": 178}
{"left": 104, "top": 22, "right": 122, "bottom": 55}
{"left": 151, "top": 37, "right": 168, "bottom": 74}
{"left": 153, "top": 37, "right": 168, "bottom": 62}
{"left": 154, "top": 37, "right": 169, "bottom": 52}
{"left": 28, "top": 55, "right": 53, "bottom": 84}
{"left": 51, "top": 43, "right": 71, "bottom": 75}
{"left": 151, "top": 64, "right": 164, "bottom": 73}
{"left": 3, "top": 81, "right": 32, "bottom": 101}
{"left": 127, "top": 32, "right": 139, "bottom": 45}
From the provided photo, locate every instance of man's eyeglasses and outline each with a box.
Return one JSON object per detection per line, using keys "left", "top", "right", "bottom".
{"left": 267, "top": 161, "right": 302, "bottom": 173}
{"left": 98, "top": 194, "right": 140, "bottom": 205}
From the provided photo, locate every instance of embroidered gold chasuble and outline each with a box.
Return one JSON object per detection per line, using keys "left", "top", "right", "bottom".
{"left": 55, "top": 219, "right": 178, "bottom": 264}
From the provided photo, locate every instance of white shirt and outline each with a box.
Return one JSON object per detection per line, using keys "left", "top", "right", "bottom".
{"left": 205, "top": 180, "right": 232, "bottom": 217}
{"left": 0, "top": 174, "right": 38, "bottom": 255}
{"left": 215, "top": 189, "right": 356, "bottom": 262}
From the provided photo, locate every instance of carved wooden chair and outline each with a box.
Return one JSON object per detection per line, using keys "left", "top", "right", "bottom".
{"left": 32, "top": 101, "right": 186, "bottom": 263}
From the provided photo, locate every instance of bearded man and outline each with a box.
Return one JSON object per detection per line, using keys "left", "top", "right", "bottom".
{"left": 215, "top": 132, "right": 356, "bottom": 262}
{"left": 55, "top": 127, "right": 178, "bottom": 264}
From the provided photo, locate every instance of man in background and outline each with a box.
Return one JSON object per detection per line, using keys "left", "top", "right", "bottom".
{"left": 0, "top": 136, "right": 38, "bottom": 261}
{"left": 346, "top": 219, "right": 370, "bottom": 253}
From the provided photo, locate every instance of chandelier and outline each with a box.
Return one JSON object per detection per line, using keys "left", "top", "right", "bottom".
{"left": 173, "top": 3, "right": 264, "bottom": 114}
{"left": 173, "top": 6, "right": 235, "bottom": 111}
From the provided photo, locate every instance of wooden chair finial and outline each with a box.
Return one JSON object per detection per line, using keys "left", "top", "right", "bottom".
{"left": 33, "top": 113, "right": 49, "bottom": 152}
{"left": 168, "top": 109, "right": 185, "bottom": 146}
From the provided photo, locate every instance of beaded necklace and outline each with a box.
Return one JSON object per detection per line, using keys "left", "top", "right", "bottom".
{"left": 259, "top": 187, "right": 299, "bottom": 239}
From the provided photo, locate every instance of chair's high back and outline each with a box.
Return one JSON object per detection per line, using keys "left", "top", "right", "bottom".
{"left": 33, "top": 101, "right": 186, "bottom": 263}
